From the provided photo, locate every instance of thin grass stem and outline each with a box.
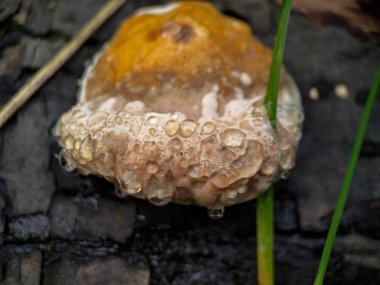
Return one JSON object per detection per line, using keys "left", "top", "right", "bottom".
{"left": 257, "top": 185, "right": 274, "bottom": 285}
{"left": 263, "top": 0, "right": 293, "bottom": 129}
{"left": 256, "top": 0, "right": 293, "bottom": 284}
{"left": 314, "top": 62, "right": 380, "bottom": 285}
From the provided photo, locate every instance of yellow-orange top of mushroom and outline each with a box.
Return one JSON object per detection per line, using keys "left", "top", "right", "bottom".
{"left": 81, "top": 1, "right": 273, "bottom": 119}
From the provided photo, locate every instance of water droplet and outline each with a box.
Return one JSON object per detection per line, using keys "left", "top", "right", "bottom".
{"left": 79, "top": 135, "right": 94, "bottom": 161}
{"left": 170, "top": 138, "right": 182, "bottom": 151}
{"left": 201, "top": 122, "right": 216, "bottom": 134}
{"left": 208, "top": 208, "right": 224, "bottom": 219}
{"left": 179, "top": 119, "right": 198, "bottom": 138}
{"left": 114, "top": 116, "right": 123, "bottom": 125}
{"left": 252, "top": 107, "right": 264, "bottom": 117}
{"left": 117, "top": 110, "right": 132, "bottom": 119}
{"left": 170, "top": 111, "right": 178, "bottom": 120}
{"left": 232, "top": 140, "right": 264, "bottom": 177}
{"left": 149, "top": 128, "right": 158, "bottom": 136}
{"left": 190, "top": 135, "right": 200, "bottom": 144}
{"left": 147, "top": 185, "right": 172, "bottom": 206}
{"left": 147, "top": 116, "right": 158, "bottom": 125}
{"left": 148, "top": 195, "right": 171, "bottom": 207}
{"left": 227, "top": 190, "right": 237, "bottom": 199}
{"left": 252, "top": 118, "right": 263, "bottom": 127}
{"left": 122, "top": 170, "right": 142, "bottom": 194}
{"left": 146, "top": 161, "right": 159, "bottom": 174}
{"left": 165, "top": 120, "right": 179, "bottom": 137}
{"left": 94, "top": 153, "right": 113, "bottom": 176}
{"left": 220, "top": 129, "right": 246, "bottom": 147}
{"left": 240, "top": 72, "right": 252, "bottom": 86}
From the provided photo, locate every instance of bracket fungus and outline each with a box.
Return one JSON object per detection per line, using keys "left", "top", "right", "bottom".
{"left": 55, "top": 2, "right": 304, "bottom": 216}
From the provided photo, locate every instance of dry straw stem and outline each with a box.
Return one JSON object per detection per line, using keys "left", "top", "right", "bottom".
{"left": 0, "top": 0, "right": 127, "bottom": 128}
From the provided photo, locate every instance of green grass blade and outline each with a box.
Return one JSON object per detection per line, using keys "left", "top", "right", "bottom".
{"left": 256, "top": 0, "right": 293, "bottom": 284}
{"left": 314, "top": 62, "right": 380, "bottom": 285}
{"left": 263, "top": 0, "right": 293, "bottom": 129}
{"left": 257, "top": 185, "right": 274, "bottom": 285}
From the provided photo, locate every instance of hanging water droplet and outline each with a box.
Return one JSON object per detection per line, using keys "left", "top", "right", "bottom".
{"left": 148, "top": 195, "right": 171, "bottom": 207}
{"left": 126, "top": 185, "right": 141, "bottom": 194}
{"left": 125, "top": 181, "right": 141, "bottom": 195}
{"left": 122, "top": 170, "right": 142, "bottom": 194}
{"left": 146, "top": 161, "right": 159, "bottom": 174}
{"left": 147, "top": 184, "right": 172, "bottom": 206}
{"left": 227, "top": 190, "right": 237, "bottom": 199}
{"left": 207, "top": 208, "right": 224, "bottom": 219}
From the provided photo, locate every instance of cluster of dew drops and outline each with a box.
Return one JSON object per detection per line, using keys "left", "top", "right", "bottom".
{"left": 54, "top": 126, "right": 227, "bottom": 220}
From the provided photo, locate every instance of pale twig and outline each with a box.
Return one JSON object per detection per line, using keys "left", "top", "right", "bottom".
{"left": 0, "top": 0, "right": 127, "bottom": 128}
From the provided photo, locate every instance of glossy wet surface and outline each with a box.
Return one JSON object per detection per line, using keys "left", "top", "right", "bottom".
{"left": 0, "top": 0, "right": 380, "bottom": 284}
